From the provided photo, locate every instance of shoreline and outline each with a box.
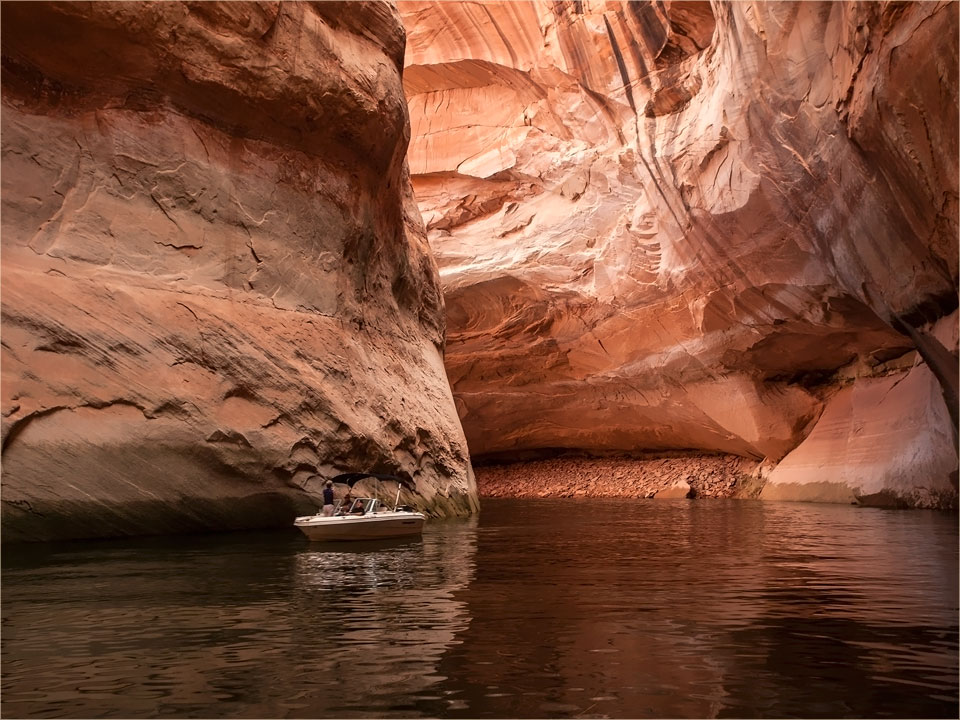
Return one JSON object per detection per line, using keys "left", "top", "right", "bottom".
{"left": 474, "top": 454, "right": 761, "bottom": 499}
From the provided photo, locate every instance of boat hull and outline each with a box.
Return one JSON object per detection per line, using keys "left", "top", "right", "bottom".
{"left": 294, "top": 512, "right": 425, "bottom": 541}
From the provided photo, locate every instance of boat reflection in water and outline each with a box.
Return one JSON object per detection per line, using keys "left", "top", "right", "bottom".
{"left": 1, "top": 501, "right": 955, "bottom": 719}
{"left": 0, "top": 517, "right": 479, "bottom": 719}
{"left": 290, "top": 516, "right": 478, "bottom": 716}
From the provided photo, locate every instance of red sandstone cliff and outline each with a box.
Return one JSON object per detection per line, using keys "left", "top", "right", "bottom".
{"left": 1, "top": 1, "right": 478, "bottom": 541}
{"left": 399, "top": 1, "right": 958, "bottom": 507}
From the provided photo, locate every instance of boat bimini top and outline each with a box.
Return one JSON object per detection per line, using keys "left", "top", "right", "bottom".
{"left": 331, "top": 472, "right": 414, "bottom": 488}
{"left": 331, "top": 472, "right": 417, "bottom": 512}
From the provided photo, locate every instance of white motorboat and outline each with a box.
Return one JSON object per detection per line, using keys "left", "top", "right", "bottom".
{"left": 294, "top": 473, "right": 425, "bottom": 542}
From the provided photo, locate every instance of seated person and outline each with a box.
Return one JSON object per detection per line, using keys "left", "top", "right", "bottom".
{"left": 349, "top": 499, "right": 366, "bottom": 515}
{"left": 336, "top": 494, "right": 354, "bottom": 515}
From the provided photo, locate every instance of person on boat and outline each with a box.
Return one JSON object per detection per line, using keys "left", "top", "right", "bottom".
{"left": 339, "top": 494, "right": 368, "bottom": 515}
{"left": 321, "top": 480, "right": 335, "bottom": 516}
{"left": 348, "top": 498, "right": 366, "bottom": 515}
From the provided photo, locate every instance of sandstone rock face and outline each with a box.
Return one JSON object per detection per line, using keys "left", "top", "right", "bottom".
{"left": 1, "top": 1, "right": 478, "bottom": 541}
{"left": 399, "top": 1, "right": 958, "bottom": 505}
{"left": 762, "top": 327, "right": 959, "bottom": 508}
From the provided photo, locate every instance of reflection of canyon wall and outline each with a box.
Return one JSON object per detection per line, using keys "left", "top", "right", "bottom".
{"left": 1, "top": 1, "right": 477, "bottom": 542}
{"left": 399, "top": 1, "right": 959, "bottom": 505}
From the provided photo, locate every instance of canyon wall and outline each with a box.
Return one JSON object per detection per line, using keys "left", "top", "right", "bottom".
{"left": 1, "top": 1, "right": 478, "bottom": 542}
{"left": 399, "top": 1, "right": 958, "bottom": 506}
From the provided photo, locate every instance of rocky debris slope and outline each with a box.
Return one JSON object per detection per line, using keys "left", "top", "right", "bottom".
{"left": 1, "top": 1, "right": 478, "bottom": 542}
{"left": 476, "top": 455, "right": 759, "bottom": 500}
{"left": 399, "top": 1, "right": 958, "bottom": 507}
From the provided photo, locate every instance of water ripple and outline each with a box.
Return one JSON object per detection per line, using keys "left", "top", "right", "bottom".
{"left": 2, "top": 501, "right": 957, "bottom": 718}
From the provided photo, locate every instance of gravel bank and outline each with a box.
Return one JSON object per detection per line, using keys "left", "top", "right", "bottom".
{"left": 475, "top": 455, "right": 761, "bottom": 499}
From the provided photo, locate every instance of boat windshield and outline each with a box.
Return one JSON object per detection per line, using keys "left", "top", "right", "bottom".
{"left": 338, "top": 498, "right": 379, "bottom": 515}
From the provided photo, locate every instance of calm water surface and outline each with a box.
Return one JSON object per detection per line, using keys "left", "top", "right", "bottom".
{"left": 2, "top": 499, "right": 957, "bottom": 718}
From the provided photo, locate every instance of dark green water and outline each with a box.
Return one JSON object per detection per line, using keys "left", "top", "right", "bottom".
{"left": 2, "top": 499, "right": 957, "bottom": 718}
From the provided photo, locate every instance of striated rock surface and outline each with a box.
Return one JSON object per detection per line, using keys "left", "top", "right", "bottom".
{"left": 762, "top": 314, "right": 960, "bottom": 508}
{"left": 399, "top": 1, "right": 958, "bottom": 505}
{"left": 1, "top": 1, "right": 478, "bottom": 542}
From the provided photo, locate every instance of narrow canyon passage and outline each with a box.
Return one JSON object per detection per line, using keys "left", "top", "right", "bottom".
{"left": 0, "top": 1, "right": 957, "bottom": 530}
{"left": 1, "top": 3, "right": 957, "bottom": 719}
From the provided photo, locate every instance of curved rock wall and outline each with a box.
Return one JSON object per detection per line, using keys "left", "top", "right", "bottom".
{"left": 1, "top": 1, "right": 478, "bottom": 541}
{"left": 399, "top": 1, "right": 958, "bottom": 505}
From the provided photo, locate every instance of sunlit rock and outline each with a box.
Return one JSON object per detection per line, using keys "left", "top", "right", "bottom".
{"left": 762, "top": 363, "right": 958, "bottom": 508}
{"left": 399, "top": 1, "right": 958, "bottom": 505}
{"left": 1, "top": 1, "right": 477, "bottom": 541}
{"left": 654, "top": 480, "right": 694, "bottom": 500}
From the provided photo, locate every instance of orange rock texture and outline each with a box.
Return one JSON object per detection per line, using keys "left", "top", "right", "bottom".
{"left": 1, "top": 1, "right": 478, "bottom": 541}
{"left": 399, "top": 1, "right": 959, "bottom": 506}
